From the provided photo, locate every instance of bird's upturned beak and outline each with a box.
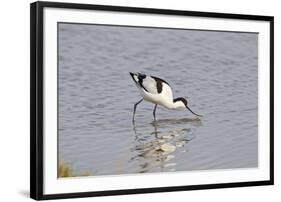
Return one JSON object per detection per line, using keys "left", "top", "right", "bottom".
{"left": 186, "top": 105, "right": 202, "bottom": 117}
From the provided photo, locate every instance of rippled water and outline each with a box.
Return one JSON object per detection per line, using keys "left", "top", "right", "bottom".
{"left": 58, "top": 23, "right": 258, "bottom": 176}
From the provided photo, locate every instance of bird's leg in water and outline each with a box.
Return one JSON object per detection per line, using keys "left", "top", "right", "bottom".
{"left": 133, "top": 99, "right": 143, "bottom": 122}
{"left": 153, "top": 104, "right": 157, "bottom": 121}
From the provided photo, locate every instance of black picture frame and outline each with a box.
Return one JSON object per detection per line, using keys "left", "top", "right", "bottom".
{"left": 30, "top": 1, "right": 274, "bottom": 200}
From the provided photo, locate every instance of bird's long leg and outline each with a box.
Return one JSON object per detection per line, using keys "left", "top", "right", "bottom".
{"left": 153, "top": 104, "right": 157, "bottom": 121}
{"left": 133, "top": 99, "right": 143, "bottom": 122}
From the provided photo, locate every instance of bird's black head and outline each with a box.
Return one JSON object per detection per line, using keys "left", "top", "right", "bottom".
{"left": 173, "top": 97, "right": 187, "bottom": 107}
{"left": 174, "top": 97, "right": 202, "bottom": 117}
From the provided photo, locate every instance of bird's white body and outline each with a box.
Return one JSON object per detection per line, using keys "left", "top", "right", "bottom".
{"left": 131, "top": 73, "right": 186, "bottom": 109}
{"left": 139, "top": 82, "right": 184, "bottom": 109}
{"left": 129, "top": 72, "right": 201, "bottom": 121}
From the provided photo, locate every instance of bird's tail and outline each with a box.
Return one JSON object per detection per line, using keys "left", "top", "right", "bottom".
{"left": 130, "top": 72, "right": 146, "bottom": 81}
{"left": 129, "top": 72, "right": 138, "bottom": 84}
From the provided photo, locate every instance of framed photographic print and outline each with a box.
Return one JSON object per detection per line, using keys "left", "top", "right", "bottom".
{"left": 30, "top": 1, "right": 274, "bottom": 200}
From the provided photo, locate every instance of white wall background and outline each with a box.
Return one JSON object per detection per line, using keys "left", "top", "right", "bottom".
{"left": 0, "top": 0, "right": 279, "bottom": 201}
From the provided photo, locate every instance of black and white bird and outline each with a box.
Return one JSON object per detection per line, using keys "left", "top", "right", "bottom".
{"left": 129, "top": 72, "right": 202, "bottom": 122}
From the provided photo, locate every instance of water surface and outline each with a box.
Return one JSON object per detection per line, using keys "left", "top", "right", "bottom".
{"left": 58, "top": 23, "right": 258, "bottom": 176}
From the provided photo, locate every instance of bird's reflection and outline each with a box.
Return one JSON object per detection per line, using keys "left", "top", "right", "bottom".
{"left": 131, "top": 118, "right": 202, "bottom": 173}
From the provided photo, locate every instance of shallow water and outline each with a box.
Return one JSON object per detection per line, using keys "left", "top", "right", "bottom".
{"left": 58, "top": 23, "right": 258, "bottom": 176}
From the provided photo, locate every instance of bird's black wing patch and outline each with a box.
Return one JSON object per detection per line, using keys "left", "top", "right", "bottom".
{"left": 151, "top": 76, "right": 169, "bottom": 93}
{"left": 138, "top": 73, "right": 149, "bottom": 92}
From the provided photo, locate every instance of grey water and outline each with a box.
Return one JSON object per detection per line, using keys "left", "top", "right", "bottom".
{"left": 58, "top": 23, "right": 258, "bottom": 177}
